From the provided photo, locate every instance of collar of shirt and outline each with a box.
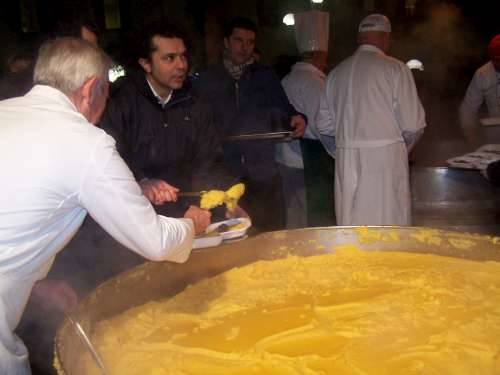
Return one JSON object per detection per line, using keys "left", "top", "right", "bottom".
{"left": 358, "top": 44, "right": 385, "bottom": 55}
{"left": 292, "top": 61, "right": 326, "bottom": 79}
{"left": 29, "top": 84, "right": 80, "bottom": 114}
{"left": 145, "top": 78, "right": 173, "bottom": 108}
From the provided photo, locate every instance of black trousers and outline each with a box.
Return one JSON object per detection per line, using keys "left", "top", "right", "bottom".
{"left": 300, "top": 139, "right": 336, "bottom": 226}
{"left": 239, "top": 174, "right": 285, "bottom": 233}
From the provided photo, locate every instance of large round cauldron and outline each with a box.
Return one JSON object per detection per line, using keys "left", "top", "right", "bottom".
{"left": 54, "top": 226, "right": 500, "bottom": 374}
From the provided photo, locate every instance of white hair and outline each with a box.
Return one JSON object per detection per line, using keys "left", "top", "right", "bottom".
{"left": 34, "top": 37, "right": 111, "bottom": 94}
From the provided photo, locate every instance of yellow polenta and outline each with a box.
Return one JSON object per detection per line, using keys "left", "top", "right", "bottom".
{"left": 81, "top": 248, "right": 500, "bottom": 374}
{"left": 200, "top": 183, "right": 245, "bottom": 211}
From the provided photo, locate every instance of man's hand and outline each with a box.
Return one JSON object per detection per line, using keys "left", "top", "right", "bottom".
{"left": 184, "top": 205, "right": 212, "bottom": 235}
{"left": 290, "top": 115, "right": 306, "bottom": 138}
{"left": 31, "top": 279, "right": 78, "bottom": 313}
{"left": 225, "top": 205, "right": 250, "bottom": 219}
{"left": 140, "top": 179, "right": 179, "bottom": 205}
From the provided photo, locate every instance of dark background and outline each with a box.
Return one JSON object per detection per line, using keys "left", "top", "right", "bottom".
{"left": 1, "top": 0, "right": 498, "bottom": 78}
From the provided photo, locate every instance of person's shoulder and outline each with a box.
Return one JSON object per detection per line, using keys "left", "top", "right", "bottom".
{"left": 245, "top": 63, "right": 281, "bottom": 86}
{"left": 108, "top": 70, "right": 145, "bottom": 99}
{"left": 285, "top": 64, "right": 324, "bottom": 89}
{"left": 379, "top": 53, "right": 406, "bottom": 68}
{"left": 250, "top": 63, "right": 276, "bottom": 76}
{"left": 375, "top": 54, "right": 412, "bottom": 78}
{"left": 475, "top": 61, "right": 495, "bottom": 76}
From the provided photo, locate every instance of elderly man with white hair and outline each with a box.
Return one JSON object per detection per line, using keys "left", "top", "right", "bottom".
{"left": 317, "top": 14, "right": 426, "bottom": 225}
{"left": 0, "top": 37, "right": 211, "bottom": 374}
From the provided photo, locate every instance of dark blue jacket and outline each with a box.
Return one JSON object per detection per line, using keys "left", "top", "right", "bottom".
{"left": 196, "top": 63, "right": 303, "bottom": 182}
{"left": 100, "top": 71, "right": 234, "bottom": 194}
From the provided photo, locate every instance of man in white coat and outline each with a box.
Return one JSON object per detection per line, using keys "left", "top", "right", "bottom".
{"left": 317, "top": 14, "right": 426, "bottom": 226}
{"left": 459, "top": 34, "right": 500, "bottom": 136}
{"left": 278, "top": 10, "right": 335, "bottom": 228}
{"left": 0, "top": 37, "right": 211, "bottom": 374}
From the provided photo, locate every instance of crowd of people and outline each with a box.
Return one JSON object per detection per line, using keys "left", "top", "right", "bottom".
{"left": 0, "top": 10, "right": 499, "bottom": 374}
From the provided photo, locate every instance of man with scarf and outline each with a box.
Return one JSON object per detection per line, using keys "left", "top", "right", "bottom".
{"left": 197, "top": 17, "right": 306, "bottom": 231}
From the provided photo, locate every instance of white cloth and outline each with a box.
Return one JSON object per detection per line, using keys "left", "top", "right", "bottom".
{"left": 146, "top": 77, "right": 173, "bottom": 107}
{"left": 318, "top": 44, "right": 426, "bottom": 225}
{"left": 459, "top": 61, "right": 500, "bottom": 128}
{"left": 278, "top": 62, "right": 333, "bottom": 169}
{"left": 0, "top": 85, "right": 195, "bottom": 373}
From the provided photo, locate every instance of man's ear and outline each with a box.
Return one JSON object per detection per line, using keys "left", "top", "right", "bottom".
{"left": 223, "top": 37, "right": 229, "bottom": 50}
{"left": 138, "top": 58, "right": 152, "bottom": 73}
{"left": 72, "top": 76, "right": 99, "bottom": 121}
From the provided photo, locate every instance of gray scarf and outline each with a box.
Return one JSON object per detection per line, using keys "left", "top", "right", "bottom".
{"left": 223, "top": 50, "right": 254, "bottom": 80}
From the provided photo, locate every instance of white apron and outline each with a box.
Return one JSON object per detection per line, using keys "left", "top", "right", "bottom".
{"left": 335, "top": 142, "right": 411, "bottom": 225}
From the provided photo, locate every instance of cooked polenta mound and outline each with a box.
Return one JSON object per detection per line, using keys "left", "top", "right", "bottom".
{"left": 81, "top": 248, "right": 500, "bottom": 375}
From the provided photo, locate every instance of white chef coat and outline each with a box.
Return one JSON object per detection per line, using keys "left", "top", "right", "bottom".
{"left": 0, "top": 85, "right": 195, "bottom": 374}
{"left": 319, "top": 44, "right": 426, "bottom": 225}
{"left": 278, "top": 62, "right": 335, "bottom": 169}
{"left": 459, "top": 61, "right": 500, "bottom": 128}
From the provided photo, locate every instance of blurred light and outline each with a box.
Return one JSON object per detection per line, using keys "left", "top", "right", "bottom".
{"left": 406, "top": 59, "right": 424, "bottom": 71}
{"left": 311, "top": 0, "right": 324, "bottom": 3}
{"left": 283, "top": 13, "right": 295, "bottom": 26}
{"left": 108, "top": 65, "right": 126, "bottom": 82}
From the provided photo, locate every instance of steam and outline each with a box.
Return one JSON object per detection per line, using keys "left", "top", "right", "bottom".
{"left": 394, "top": 3, "right": 482, "bottom": 95}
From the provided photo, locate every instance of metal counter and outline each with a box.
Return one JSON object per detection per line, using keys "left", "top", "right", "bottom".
{"left": 411, "top": 167, "right": 500, "bottom": 235}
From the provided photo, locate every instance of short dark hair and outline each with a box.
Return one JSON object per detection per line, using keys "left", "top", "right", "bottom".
{"left": 137, "top": 20, "right": 189, "bottom": 60}
{"left": 224, "top": 17, "right": 257, "bottom": 38}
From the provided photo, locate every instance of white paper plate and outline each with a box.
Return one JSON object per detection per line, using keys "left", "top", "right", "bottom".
{"left": 205, "top": 218, "right": 252, "bottom": 241}
{"left": 193, "top": 233, "right": 223, "bottom": 249}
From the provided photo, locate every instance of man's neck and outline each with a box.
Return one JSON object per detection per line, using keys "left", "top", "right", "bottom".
{"left": 145, "top": 74, "right": 172, "bottom": 101}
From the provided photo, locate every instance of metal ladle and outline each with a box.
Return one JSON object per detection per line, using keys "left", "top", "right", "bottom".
{"left": 64, "top": 312, "right": 109, "bottom": 375}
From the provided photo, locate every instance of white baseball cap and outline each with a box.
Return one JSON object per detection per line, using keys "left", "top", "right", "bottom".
{"left": 358, "top": 14, "right": 391, "bottom": 33}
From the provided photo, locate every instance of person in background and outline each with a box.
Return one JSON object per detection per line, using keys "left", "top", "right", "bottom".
{"left": 459, "top": 34, "right": 500, "bottom": 142}
{"left": 317, "top": 14, "right": 426, "bottom": 226}
{"left": 0, "top": 46, "right": 34, "bottom": 100}
{"left": 279, "top": 10, "right": 336, "bottom": 229}
{"left": 197, "top": 17, "right": 306, "bottom": 232}
{"left": 55, "top": 16, "right": 99, "bottom": 46}
{"left": 0, "top": 37, "right": 210, "bottom": 374}
{"left": 99, "top": 20, "right": 244, "bottom": 219}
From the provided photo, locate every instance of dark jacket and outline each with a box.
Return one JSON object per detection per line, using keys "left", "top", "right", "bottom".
{"left": 196, "top": 63, "right": 303, "bottom": 182}
{"left": 100, "top": 71, "right": 233, "bottom": 194}
{"left": 487, "top": 160, "right": 500, "bottom": 186}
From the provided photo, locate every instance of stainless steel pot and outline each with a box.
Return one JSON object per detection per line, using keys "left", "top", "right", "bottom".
{"left": 54, "top": 226, "right": 500, "bottom": 374}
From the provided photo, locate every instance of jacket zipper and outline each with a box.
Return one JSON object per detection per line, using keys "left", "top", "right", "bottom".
{"left": 235, "top": 81, "right": 240, "bottom": 111}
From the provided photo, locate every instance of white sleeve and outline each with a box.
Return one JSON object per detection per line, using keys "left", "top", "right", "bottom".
{"left": 459, "top": 71, "right": 484, "bottom": 129}
{"left": 78, "top": 134, "right": 194, "bottom": 263}
{"left": 301, "top": 77, "right": 325, "bottom": 139}
{"left": 315, "top": 84, "right": 335, "bottom": 137}
{"left": 394, "top": 64, "right": 426, "bottom": 134}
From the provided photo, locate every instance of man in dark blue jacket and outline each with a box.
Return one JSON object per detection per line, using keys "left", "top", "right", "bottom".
{"left": 100, "top": 21, "right": 243, "bottom": 219}
{"left": 197, "top": 17, "right": 306, "bottom": 231}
